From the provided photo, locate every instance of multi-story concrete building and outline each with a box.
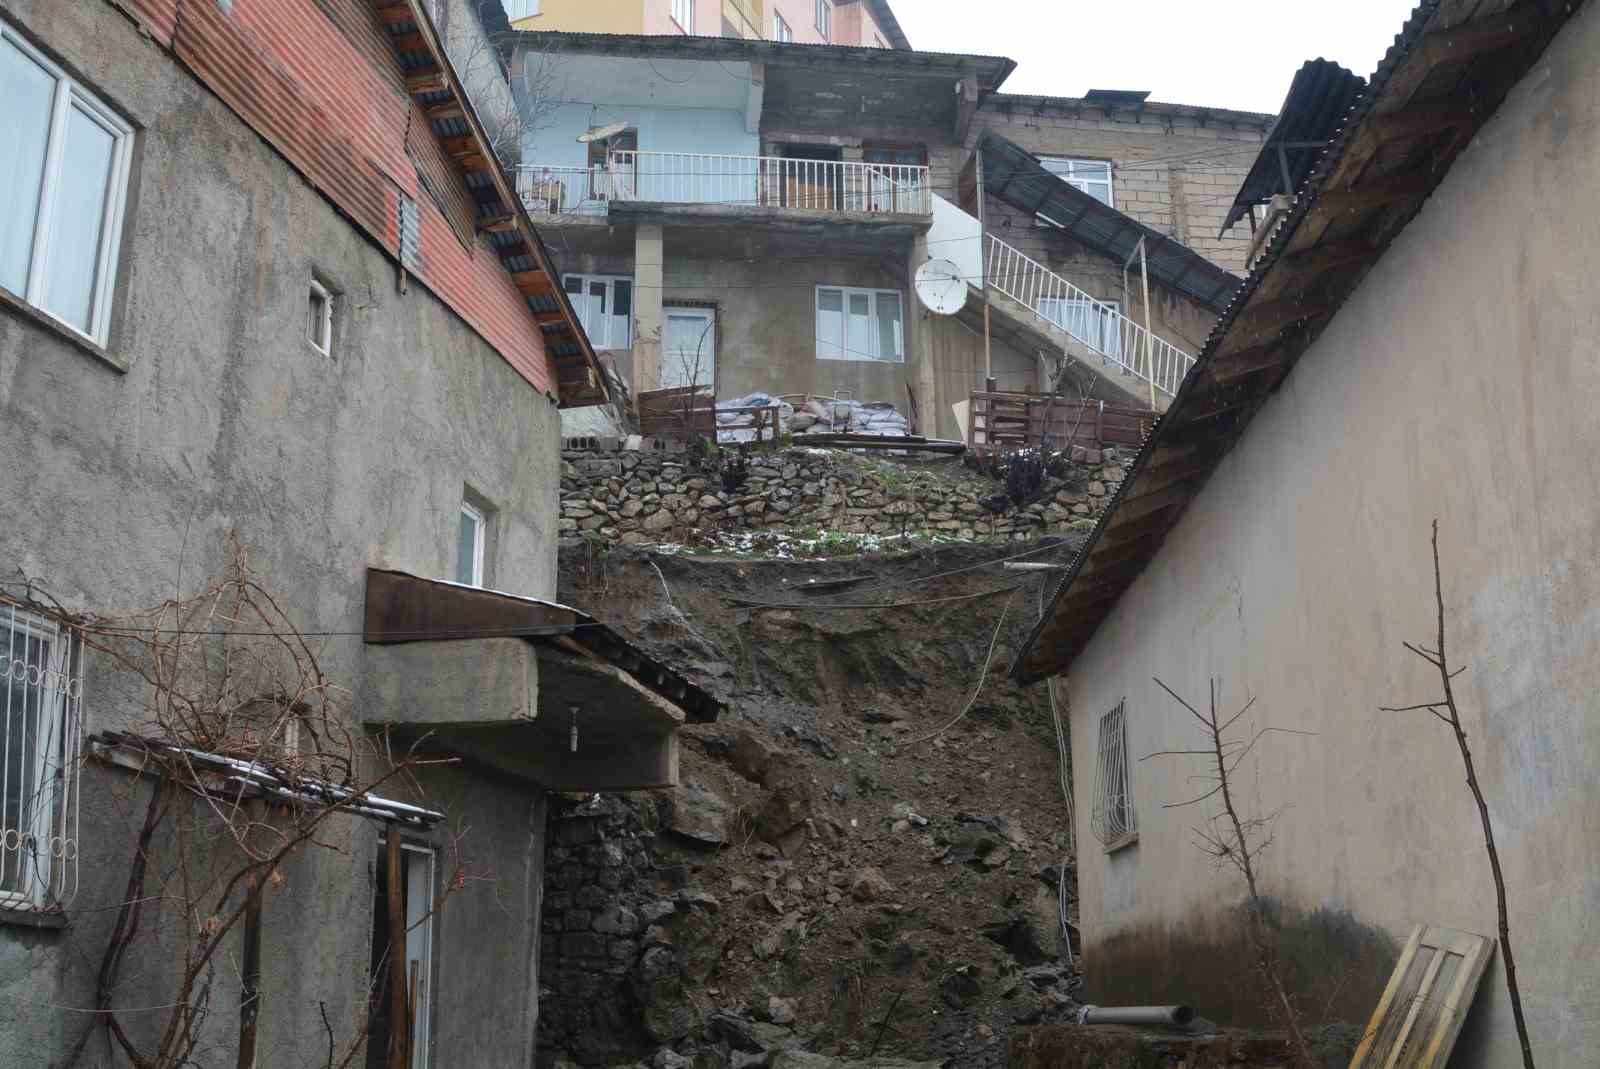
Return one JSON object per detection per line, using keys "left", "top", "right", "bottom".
{"left": 0, "top": 1, "right": 711, "bottom": 1067}
{"left": 507, "top": 30, "right": 1264, "bottom": 442}
{"left": 505, "top": 0, "right": 909, "bottom": 47}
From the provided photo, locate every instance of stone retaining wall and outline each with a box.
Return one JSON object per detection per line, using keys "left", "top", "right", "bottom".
{"left": 559, "top": 441, "right": 1134, "bottom": 545}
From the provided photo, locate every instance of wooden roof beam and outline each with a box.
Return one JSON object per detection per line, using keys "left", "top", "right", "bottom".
{"left": 1369, "top": 108, "right": 1475, "bottom": 142}
{"left": 406, "top": 70, "right": 447, "bottom": 95}
{"left": 1279, "top": 238, "right": 1375, "bottom": 280}
{"left": 1317, "top": 173, "right": 1434, "bottom": 216}
{"left": 1233, "top": 295, "right": 1329, "bottom": 336}
{"left": 1207, "top": 343, "right": 1289, "bottom": 385}
{"left": 1414, "top": 8, "right": 1536, "bottom": 70}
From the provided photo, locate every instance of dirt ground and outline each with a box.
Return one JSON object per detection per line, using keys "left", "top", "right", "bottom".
{"left": 557, "top": 534, "right": 1090, "bottom": 1067}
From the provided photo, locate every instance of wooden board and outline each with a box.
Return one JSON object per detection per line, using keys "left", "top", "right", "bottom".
{"left": 1348, "top": 924, "right": 1494, "bottom": 1069}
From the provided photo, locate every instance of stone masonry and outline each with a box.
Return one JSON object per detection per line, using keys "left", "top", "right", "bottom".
{"left": 559, "top": 440, "right": 1135, "bottom": 546}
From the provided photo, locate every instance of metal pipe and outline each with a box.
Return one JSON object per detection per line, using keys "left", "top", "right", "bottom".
{"left": 1076, "top": 1004, "right": 1195, "bottom": 1028}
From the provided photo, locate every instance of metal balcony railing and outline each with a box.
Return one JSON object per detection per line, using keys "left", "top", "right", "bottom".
{"left": 986, "top": 234, "right": 1195, "bottom": 401}
{"left": 520, "top": 151, "right": 932, "bottom": 217}
{"left": 514, "top": 165, "right": 611, "bottom": 216}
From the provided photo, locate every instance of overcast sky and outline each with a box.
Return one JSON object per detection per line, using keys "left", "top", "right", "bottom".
{"left": 893, "top": 0, "right": 1420, "bottom": 114}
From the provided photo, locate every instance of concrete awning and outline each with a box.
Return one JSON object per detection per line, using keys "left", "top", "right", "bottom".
{"left": 360, "top": 569, "right": 719, "bottom": 790}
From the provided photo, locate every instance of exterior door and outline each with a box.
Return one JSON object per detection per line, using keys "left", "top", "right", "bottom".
{"left": 662, "top": 308, "right": 715, "bottom": 391}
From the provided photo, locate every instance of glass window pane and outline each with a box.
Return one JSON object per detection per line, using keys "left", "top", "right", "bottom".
{"left": 0, "top": 38, "right": 56, "bottom": 296}
{"left": 875, "top": 292, "right": 902, "bottom": 361}
{"left": 816, "top": 288, "right": 843, "bottom": 359}
{"left": 40, "top": 102, "right": 116, "bottom": 334}
{"left": 455, "top": 510, "right": 478, "bottom": 585}
{"left": 845, "top": 292, "right": 872, "bottom": 360}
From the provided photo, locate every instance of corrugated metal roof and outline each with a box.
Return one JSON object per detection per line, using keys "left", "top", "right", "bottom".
{"left": 1012, "top": 0, "right": 1585, "bottom": 684}
{"left": 1221, "top": 59, "right": 1366, "bottom": 233}
{"left": 979, "top": 130, "right": 1243, "bottom": 314}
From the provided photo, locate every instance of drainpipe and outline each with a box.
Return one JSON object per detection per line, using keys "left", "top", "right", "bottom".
{"left": 1076, "top": 1005, "right": 1195, "bottom": 1028}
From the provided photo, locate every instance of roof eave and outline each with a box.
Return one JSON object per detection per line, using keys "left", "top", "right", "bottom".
{"left": 1011, "top": 0, "right": 1588, "bottom": 685}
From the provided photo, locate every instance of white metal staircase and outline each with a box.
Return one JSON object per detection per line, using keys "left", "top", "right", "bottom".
{"left": 984, "top": 234, "right": 1195, "bottom": 402}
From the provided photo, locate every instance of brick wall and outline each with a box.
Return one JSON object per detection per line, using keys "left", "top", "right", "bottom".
{"left": 108, "top": 0, "right": 558, "bottom": 396}
{"left": 974, "top": 98, "right": 1272, "bottom": 275}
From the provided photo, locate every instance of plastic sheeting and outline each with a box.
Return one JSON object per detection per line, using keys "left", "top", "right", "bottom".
{"left": 714, "top": 395, "right": 911, "bottom": 443}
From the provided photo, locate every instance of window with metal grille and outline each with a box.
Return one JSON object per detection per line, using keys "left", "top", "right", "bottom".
{"left": 1090, "top": 699, "right": 1136, "bottom": 849}
{"left": 2, "top": 603, "right": 83, "bottom": 910}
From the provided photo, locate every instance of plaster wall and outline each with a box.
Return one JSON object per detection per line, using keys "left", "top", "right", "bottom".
{"left": 769, "top": 0, "right": 829, "bottom": 42}
{"left": 974, "top": 101, "right": 1268, "bottom": 274}
{"left": 1063, "top": 9, "right": 1600, "bottom": 1065}
{"left": 642, "top": 0, "right": 724, "bottom": 37}
{"left": 0, "top": 2, "right": 560, "bottom": 1065}
{"left": 523, "top": 55, "right": 757, "bottom": 174}
{"left": 612, "top": 248, "right": 917, "bottom": 404}
{"left": 512, "top": 0, "right": 645, "bottom": 34}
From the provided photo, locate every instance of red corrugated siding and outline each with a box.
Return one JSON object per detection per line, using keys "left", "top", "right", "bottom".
{"left": 107, "top": 0, "right": 555, "bottom": 397}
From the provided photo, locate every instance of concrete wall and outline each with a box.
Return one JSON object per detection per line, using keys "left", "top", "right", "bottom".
{"left": 974, "top": 99, "right": 1269, "bottom": 275}
{"left": 601, "top": 245, "right": 915, "bottom": 403}
{"left": 523, "top": 54, "right": 757, "bottom": 172}
{"left": 0, "top": 2, "right": 561, "bottom": 1065}
{"left": 1062, "top": 9, "right": 1600, "bottom": 1065}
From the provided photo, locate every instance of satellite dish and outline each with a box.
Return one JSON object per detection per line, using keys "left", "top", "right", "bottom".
{"left": 914, "top": 258, "right": 968, "bottom": 315}
{"left": 578, "top": 121, "right": 635, "bottom": 143}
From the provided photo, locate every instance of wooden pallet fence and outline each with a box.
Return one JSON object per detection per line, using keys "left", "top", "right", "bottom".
{"left": 636, "top": 386, "right": 779, "bottom": 444}
{"left": 967, "top": 392, "right": 1154, "bottom": 455}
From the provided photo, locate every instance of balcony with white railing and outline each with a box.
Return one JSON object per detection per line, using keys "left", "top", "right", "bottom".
{"left": 517, "top": 152, "right": 933, "bottom": 220}
{"left": 986, "top": 233, "right": 1196, "bottom": 402}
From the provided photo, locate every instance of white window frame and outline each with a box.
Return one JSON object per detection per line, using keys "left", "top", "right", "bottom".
{"left": 773, "top": 12, "right": 793, "bottom": 41}
{"left": 372, "top": 837, "right": 437, "bottom": 1069}
{"left": 1091, "top": 700, "right": 1137, "bottom": 851}
{"left": 814, "top": 285, "right": 904, "bottom": 364}
{"left": 671, "top": 0, "right": 694, "bottom": 33}
{"left": 457, "top": 502, "right": 485, "bottom": 587}
{"left": 2, "top": 604, "right": 83, "bottom": 911}
{"left": 504, "top": 0, "right": 540, "bottom": 18}
{"left": 1, "top": 24, "right": 134, "bottom": 347}
{"left": 815, "top": 0, "right": 830, "bottom": 40}
{"left": 401, "top": 841, "right": 436, "bottom": 1069}
{"left": 1037, "top": 157, "right": 1114, "bottom": 214}
{"left": 307, "top": 277, "right": 332, "bottom": 355}
{"left": 562, "top": 273, "right": 633, "bottom": 350}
